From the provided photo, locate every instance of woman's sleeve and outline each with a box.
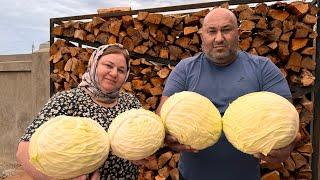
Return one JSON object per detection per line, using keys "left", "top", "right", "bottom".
{"left": 130, "top": 95, "right": 142, "bottom": 109}
{"left": 20, "top": 91, "right": 71, "bottom": 141}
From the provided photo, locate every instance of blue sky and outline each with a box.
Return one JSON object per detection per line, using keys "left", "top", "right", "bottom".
{"left": 0, "top": 0, "right": 216, "bottom": 55}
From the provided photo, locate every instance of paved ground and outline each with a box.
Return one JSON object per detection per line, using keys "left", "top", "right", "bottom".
{"left": 0, "top": 165, "right": 32, "bottom": 180}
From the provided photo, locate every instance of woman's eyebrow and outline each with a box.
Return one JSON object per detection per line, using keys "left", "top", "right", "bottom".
{"left": 104, "top": 61, "right": 114, "bottom": 65}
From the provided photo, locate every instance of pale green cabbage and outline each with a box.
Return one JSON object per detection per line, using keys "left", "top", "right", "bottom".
{"left": 160, "top": 91, "right": 222, "bottom": 150}
{"left": 108, "top": 109, "right": 165, "bottom": 160}
{"left": 29, "top": 115, "right": 110, "bottom": 179}
{"left": 223, "top": 91, "right": 299, "bottom": 155}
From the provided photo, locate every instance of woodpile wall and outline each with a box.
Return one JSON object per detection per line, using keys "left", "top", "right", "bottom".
{"left": 49, "top": 1, "right": 317, "bottom": 179}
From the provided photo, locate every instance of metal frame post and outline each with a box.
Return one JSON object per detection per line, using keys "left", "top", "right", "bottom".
{"left": 312, "top": 0, "right": 320, "bottom": 179}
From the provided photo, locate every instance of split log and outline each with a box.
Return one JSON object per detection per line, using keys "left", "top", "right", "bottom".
{"left": 161, "top": 16, "right": 175, "bottom": 28}
{"left": 256, "top": 18, "right": 268, "bottom": 29}
{"left": 300, "top": 69, "right": 315, "bottom": 86}
{"left": 137, "top": 12, "right": 149, "bottom": 21}
{"left": 286, "top": 52, "right": 302, "bottom": 72}
{"left": 291, "top": 39, "right": 309, "bottom": 51}
{"left": 255, "top": 3, "right": 268, "bottom": 16}
{"left": 108, "top": 20, "right": 122, "bottom": 36}
{"left": 134, "top": 45, "right": 149, "bottom": 54}
{"left": 53, "top": 26, "right": 63, "bottom": 36}
{"left": 301, "top": 56, "right": 316, "bottom": 71}
{"left": 291, "top": 152, "right": 308, "bottom": 169}
{"left": 184, "top": 26, "right": 198, "bottom": 35}
{"left": 268, "top": 9, "right": 289, "bottom": 21}
{"left": 303, "top": 14, "right": 317, "bottom": 25}
{"left": 158, "top": 166, "right": 170, "bottom": 179}
{"left": 287, "top": 2, "right": 309, "bottom": 16}
{"left": 158, "top": 152, "right": 173, "bottom": 169}
{"left": 92, "top": 16, "right": 105, "bottom": 27}
{"left": 122, "top": 15, "right": 133, "bottom": 28}
{"left": 261, "top": 171, "right": 280, "bottom": 180}
{"left": 238, "top": 8, "right": 254, "bottom": 21}
{"left": 169, "top": 168, "right": 179, "bottom": 180}
{"left": 145, "top": 13, "right": 163, "bottom": 25}
{"left": 184, "top": 15, "right": 199, "bottom": 26}
{"left": 283, "top": 20, "right": 295, "bottom": 33}
{"left": 74, "top": 29, "right": 86, "bottom": 41}
{"left": 295, "top": 28, "right": 310, "bottom": 38}
{"left": 240, "top": 20, "right": 255, "bottom": 31}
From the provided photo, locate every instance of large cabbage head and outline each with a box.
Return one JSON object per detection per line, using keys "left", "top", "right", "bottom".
{"left": 223, "top": 91, "right": 299, "bottom": 156}
{"left": 108, "top": 108, "right": 165, "bottom": 160}
{"left": 160, "top": 91, "right": 222, "bottom": 150}
{"left": 29, "top": 115, "right": 110, "bottom": 179}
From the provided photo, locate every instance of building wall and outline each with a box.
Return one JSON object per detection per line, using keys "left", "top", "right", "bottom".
{"left": 0, "top": 51, "right": 50, "bottom": 174}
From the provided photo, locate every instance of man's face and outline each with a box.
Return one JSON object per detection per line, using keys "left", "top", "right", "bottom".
{"left": 201, "top": 14, "right": 239, "bottom": 66}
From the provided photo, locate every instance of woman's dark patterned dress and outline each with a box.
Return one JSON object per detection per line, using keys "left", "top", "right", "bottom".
{"left": 21, "top": 87, "right": 142, "bottom": 180}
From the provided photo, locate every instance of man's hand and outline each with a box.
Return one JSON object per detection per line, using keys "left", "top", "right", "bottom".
{"left": 157, "top": 97, "right": 198, "bottom": 153}
{"left": 165, "top": 134, "right": 198, "bottom": 152}
{"left": 254, "top": 133, "right": 301, "bottom": 163}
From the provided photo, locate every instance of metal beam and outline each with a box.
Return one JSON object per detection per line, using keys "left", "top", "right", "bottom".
{"left": 312, "top": 0, "right": 320, "bottom": 179}
{"left": 50, "top": 0, "right": 279, "bottom": 23}
{"left": 49, "top": 19, "right": 55, "bottom": 96}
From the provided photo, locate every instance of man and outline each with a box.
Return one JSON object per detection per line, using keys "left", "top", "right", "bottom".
{"left": 156, "top": 8, "right": 300, "bottom": 180}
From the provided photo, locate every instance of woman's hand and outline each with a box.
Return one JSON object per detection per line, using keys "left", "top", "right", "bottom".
{"left": 254, "top": 133, "right": 301, "bottom": 163}
{"left": 165, "top": 134, "right": 198, "bottom": 153}
{"left": 72, "top": 170, "right": 100, "bottom": 180}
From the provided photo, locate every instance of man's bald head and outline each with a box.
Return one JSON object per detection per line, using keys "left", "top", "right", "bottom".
{"left": 203, "top": 8, "right": 238, "bottom": 28}
{"left": 200, "top": 7, "right": 240, "bottom": 66}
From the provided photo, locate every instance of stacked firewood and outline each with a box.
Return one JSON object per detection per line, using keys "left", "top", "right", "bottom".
{"left": 235, "top": 2, "right": 317, "bottom": 89}
{"left": 122, "top": 58, "right": 172, "bottom": 110}
{"left": 49, "top": 39, "right": 91, "bottom": 92}
{"left": 52, "top": 10, "right": 206, "bottom": 61}
{"left": 138, "top": 152, "right": 180, "bottom": 180}
{"left": 49, "top": 1, "right": 317, "bottom": 179}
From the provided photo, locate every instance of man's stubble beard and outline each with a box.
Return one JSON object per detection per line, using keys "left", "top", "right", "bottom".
{"left": 202, "top": 44, "right": 238, "bottom": 66}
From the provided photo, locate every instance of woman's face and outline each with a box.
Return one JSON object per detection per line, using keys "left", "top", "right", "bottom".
{"left": 96, "top": 53, "right": 128, "bottom": 92}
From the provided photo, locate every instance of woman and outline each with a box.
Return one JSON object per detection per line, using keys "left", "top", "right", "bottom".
{"left": 16, "top": 44, "right": 141, "bottom": 180}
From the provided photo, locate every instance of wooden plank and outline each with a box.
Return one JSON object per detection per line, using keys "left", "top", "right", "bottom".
{"left": 97, "top": 7, "right": 131, "bottom": 14}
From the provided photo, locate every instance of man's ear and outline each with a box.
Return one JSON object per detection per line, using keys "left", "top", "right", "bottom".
{"left": 198, "top": 28, "right": 204, "bottom": 41}
{"left": 237, "top": 28, "right": 240, "bottom": 41}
